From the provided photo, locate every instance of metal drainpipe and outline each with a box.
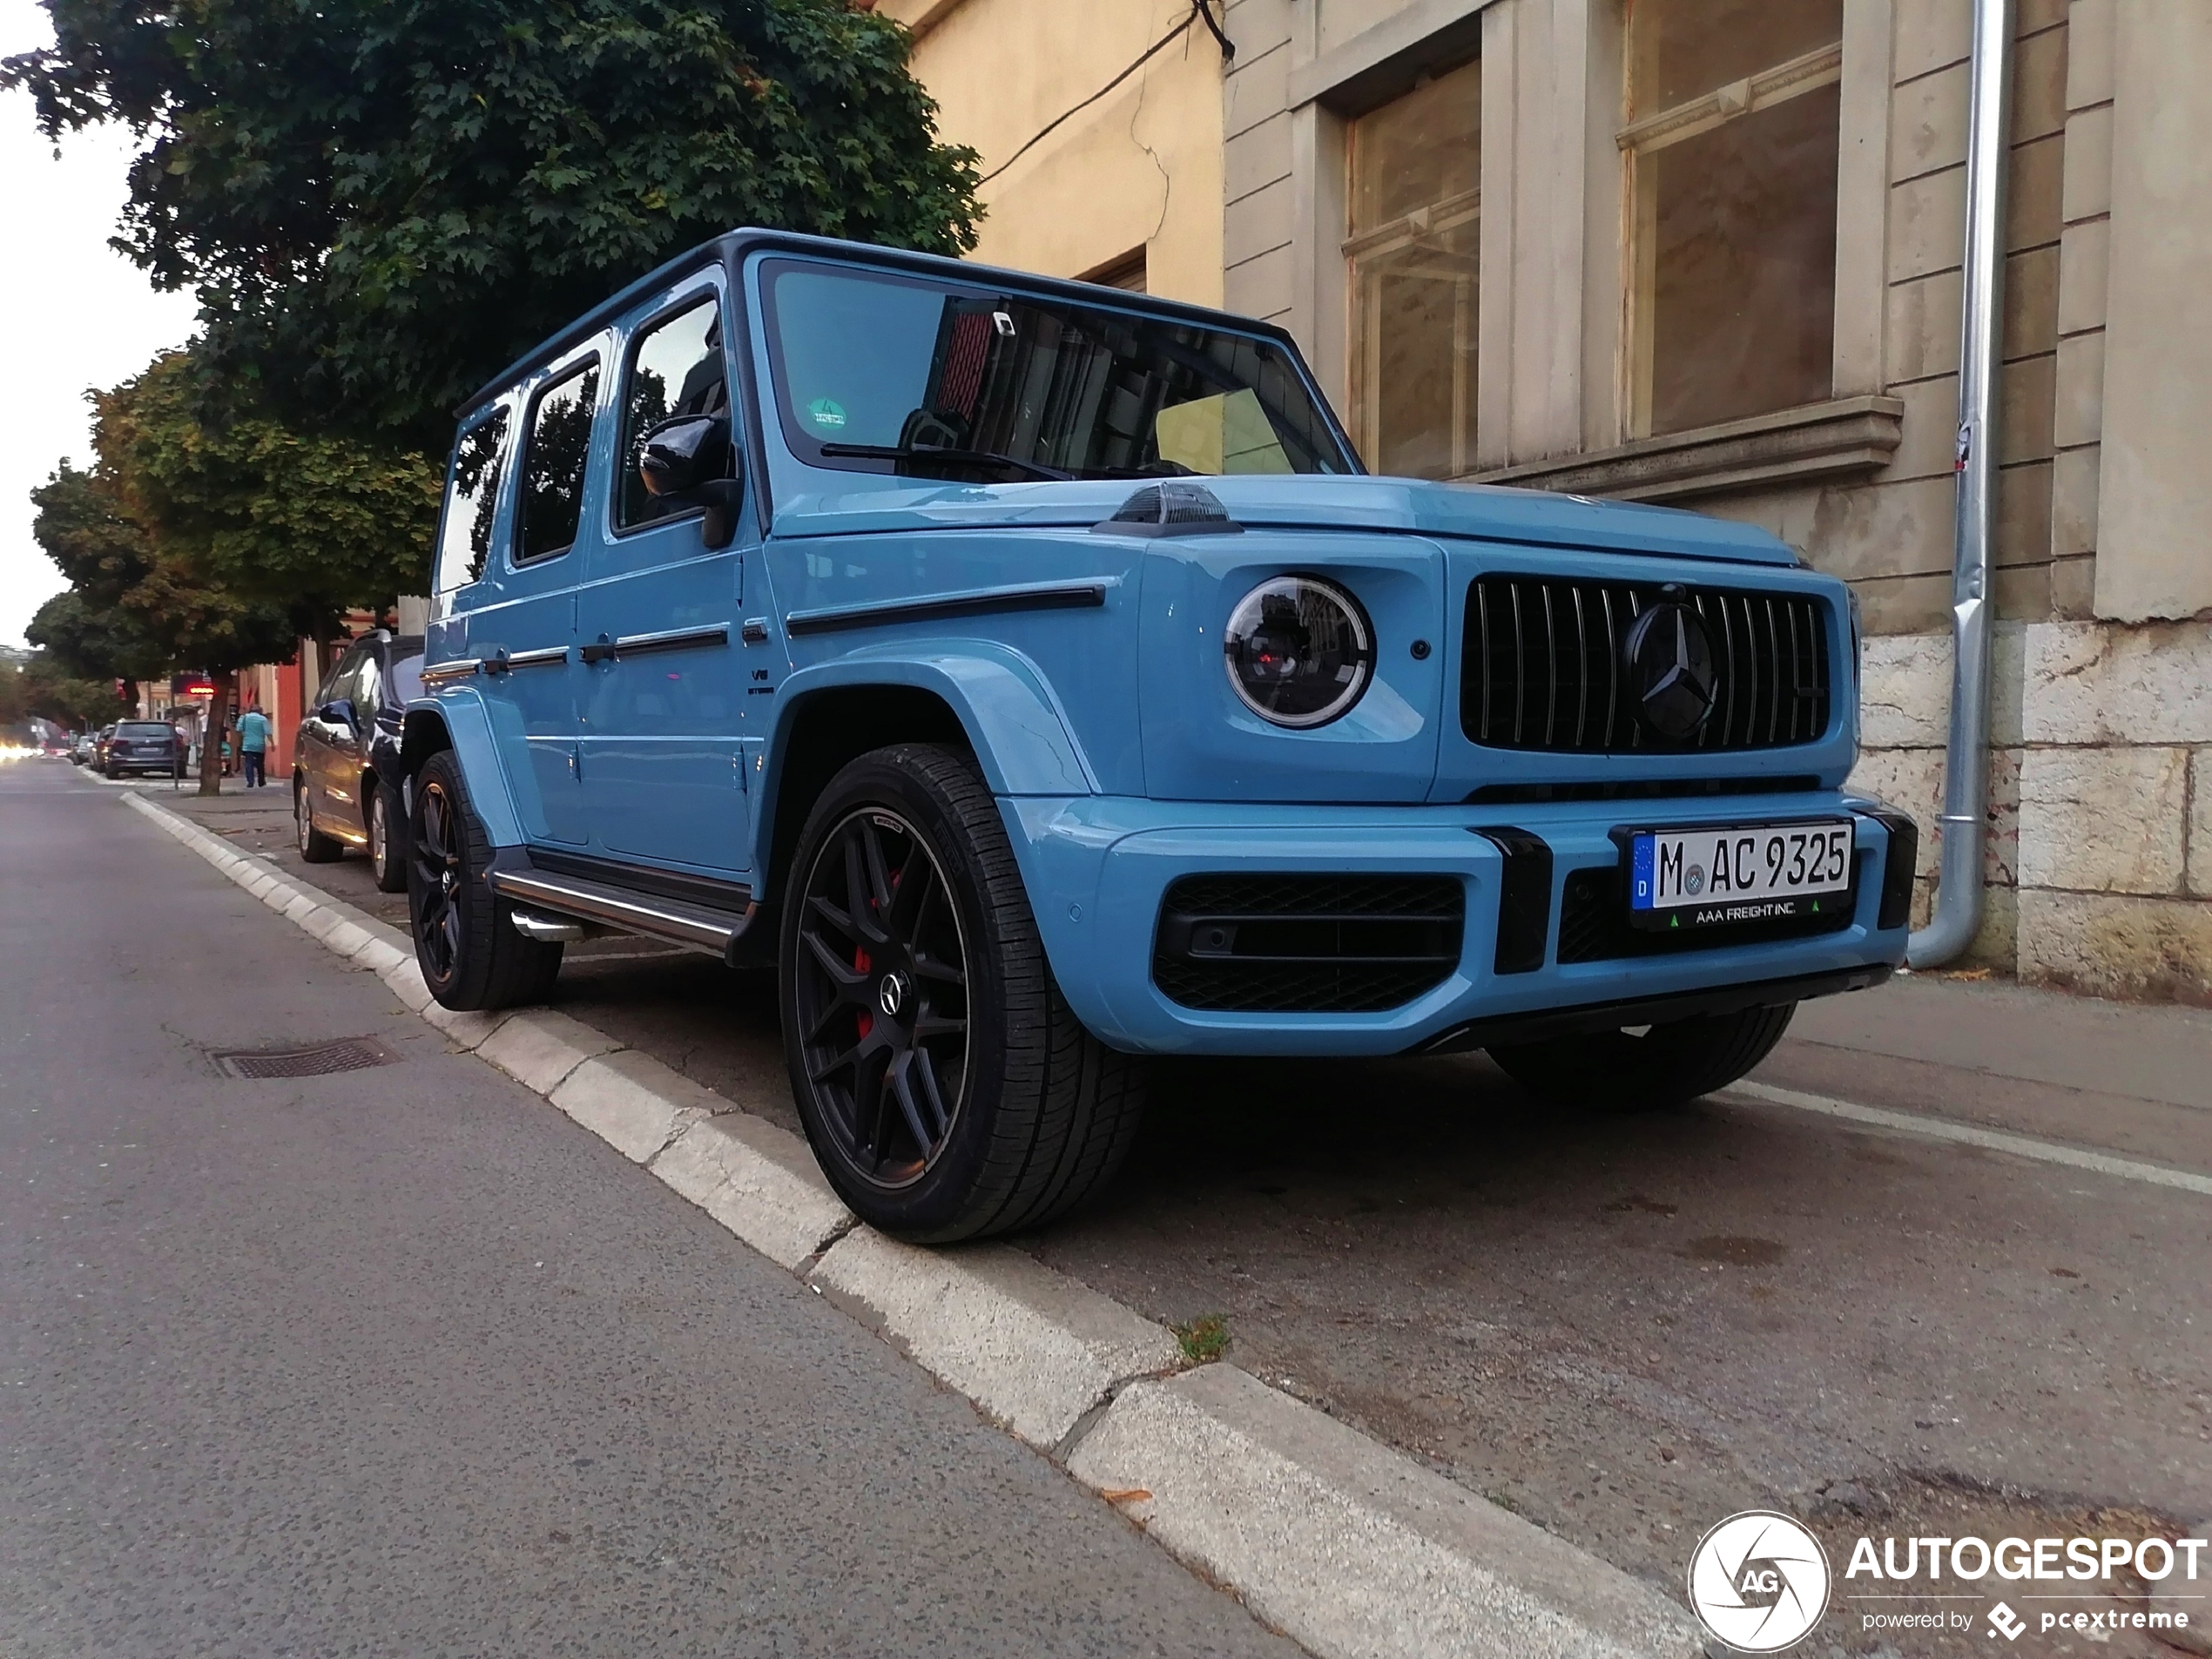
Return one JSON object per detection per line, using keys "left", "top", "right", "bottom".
{"left": 1908, "top": 0, "right": 2014, "bottom": 968}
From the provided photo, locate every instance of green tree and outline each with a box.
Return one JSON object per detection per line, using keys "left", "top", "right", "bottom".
{"left": 27, "top": 350, "right": 417, "bottom": 792}
{"left": 7, "top": 0, "right": 981, "bottom": 448}
{"left": 0, "top": 650, "right": 130, "bottom": 731}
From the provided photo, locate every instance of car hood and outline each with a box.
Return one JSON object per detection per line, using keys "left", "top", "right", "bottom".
{"left": 771, "top": 472, "right": 1798, "bottom": 566}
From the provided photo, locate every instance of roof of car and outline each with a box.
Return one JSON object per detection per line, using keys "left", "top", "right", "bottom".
{"left": 457, "top": 227, "right": 1311, "bottom": 422}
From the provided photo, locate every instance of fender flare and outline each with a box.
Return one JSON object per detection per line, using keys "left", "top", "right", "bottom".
{"left": 399, "top": 689, "right": 529, "bottom": 848}
{"left": 752, "top": 643, "right": 1097, "bottom": 873}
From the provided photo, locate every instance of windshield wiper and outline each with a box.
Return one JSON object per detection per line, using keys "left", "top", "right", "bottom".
{"left": 817, "top": 442, "right": 1071, "bottom": 482}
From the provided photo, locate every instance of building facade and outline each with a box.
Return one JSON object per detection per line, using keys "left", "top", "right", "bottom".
{"left": 895, "top": 0, "right": 2212, "bottom": 1002}
{"left": 879, "top": 0, "right": 1229, "bottom": 302}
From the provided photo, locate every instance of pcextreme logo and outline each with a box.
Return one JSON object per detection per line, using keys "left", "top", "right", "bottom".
{"left": 1690, "top": 1513, "right": 2209, "bottom": 1651}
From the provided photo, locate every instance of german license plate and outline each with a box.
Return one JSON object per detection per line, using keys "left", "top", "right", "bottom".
{"left": 1628, "top": 820, "right": 1853, "bottom": 931}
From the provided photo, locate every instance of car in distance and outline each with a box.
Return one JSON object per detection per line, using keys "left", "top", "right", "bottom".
{"left": 103, "top": 720, "right": 182, "bottom": 779}
{"left": 399, "top": 229, "right": 1913, "bottom": 1244}
{"left": 294, "top": 631, "right": 423, "bottom": 892}
{"left": 70, "top": 732, "right": 95, "bottom": 765}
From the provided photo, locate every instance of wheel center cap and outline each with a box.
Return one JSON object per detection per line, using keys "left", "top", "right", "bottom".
{"left": 877, "top": 971, "right": 910, "bottom": 1020}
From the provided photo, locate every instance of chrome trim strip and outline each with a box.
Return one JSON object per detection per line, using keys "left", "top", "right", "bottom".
{"left": 418, "top": 658, "right": 483, "bottom": 685}
{"left": 612, "top": 624, "right": 731, "bottom": 658}
{"left": 504, "top": 645, "right": 570, "bottom": 669}
{"left": 784, "top": 579, "right": 1109, "bottom": 637}
{"left": 490, "top": 869, "right": 755, "bottom": 956}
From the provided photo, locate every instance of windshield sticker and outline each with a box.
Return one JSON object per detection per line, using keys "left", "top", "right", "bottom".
{"left": 806, "top": 397, "right": 847, "bottom": 431}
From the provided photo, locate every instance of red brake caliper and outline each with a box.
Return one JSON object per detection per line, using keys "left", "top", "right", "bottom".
{"left": 852, "top": 867, "right": 901, "bottom": 1042}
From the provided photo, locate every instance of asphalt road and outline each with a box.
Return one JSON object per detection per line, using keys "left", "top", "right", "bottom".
{"left": 118, "top": 769, "right": 2212, "bottom": 1658}
{"left": 0, "top": 760, "right": 1300, "bottom": 1659}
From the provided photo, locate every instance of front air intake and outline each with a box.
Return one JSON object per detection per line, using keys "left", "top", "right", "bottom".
{"left": 1152, "top": 873, "right": 1464, "bottom": 1013}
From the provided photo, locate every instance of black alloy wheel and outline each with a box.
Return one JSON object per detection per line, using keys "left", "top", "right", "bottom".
{"left": 779, "top": 744, "right": 1145, "bottom": 1243}
{"left": 406, "top": 749, "right": 561, "bottom": 1010}
{"left": 792, "top": 806, "right": 971, "bottom": 1188}
{"left": 412, "top": 776, "right": 465, "bottom": 983}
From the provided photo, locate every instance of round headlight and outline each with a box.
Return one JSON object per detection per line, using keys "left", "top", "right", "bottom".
{"left": 1222, "top": 576, "right": 1375, "bottom": 728}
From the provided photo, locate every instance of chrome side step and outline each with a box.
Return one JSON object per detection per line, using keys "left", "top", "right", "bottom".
{"left": 491, "top": 867, "right": 757, "bottom": 959}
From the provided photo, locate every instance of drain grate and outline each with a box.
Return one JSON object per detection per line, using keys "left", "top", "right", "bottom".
{"left": 213, "top": 1036, "right": 401, "bottom": 1080}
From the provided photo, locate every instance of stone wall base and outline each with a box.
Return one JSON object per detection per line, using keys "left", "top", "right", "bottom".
{"left": 1851, "top": 619, "right": 2212, "bottom": 1004}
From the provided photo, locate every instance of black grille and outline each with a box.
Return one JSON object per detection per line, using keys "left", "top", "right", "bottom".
{"left": 1461, "top": 575, "right": 1831, "bottom": 752}
{"left": 1153, "top": 874, "right": 1464, "bottom": 1013}
{"left": 1554, "top": 859, "right": 1863, "bottom": 964}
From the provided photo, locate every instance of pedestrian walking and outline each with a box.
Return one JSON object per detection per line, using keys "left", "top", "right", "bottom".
{"left": 236, "top": 705, "right": 272, "bottom": 789}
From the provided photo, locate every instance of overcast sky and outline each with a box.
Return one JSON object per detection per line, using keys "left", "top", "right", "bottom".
{"left": 1, "top": 0, "right": 198, "bottom": 649}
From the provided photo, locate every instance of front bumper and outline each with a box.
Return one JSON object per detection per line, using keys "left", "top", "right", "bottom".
{"left": 1002, "top": 790, "right": 1910, "bottom": 1056}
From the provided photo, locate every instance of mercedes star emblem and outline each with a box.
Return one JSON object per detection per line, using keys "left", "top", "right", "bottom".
{"left": 1623, "top": 600, "right": 1719, "bottom": 741}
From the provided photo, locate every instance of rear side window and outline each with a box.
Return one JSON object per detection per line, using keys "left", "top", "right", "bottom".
{"left": 617, "top": 296, "right": 728, "bottom": 530}
{"left": 434, "top": 410, "right": 509, "bottom": 592}
{"left": 318, "top": 647, "right": 368, "bottom": 708}
{"left": 516, "top": 361, "right": 601, "bottom": 564}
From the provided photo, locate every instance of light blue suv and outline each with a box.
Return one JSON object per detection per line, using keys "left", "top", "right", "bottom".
{"left": 404, "top": 229, "right": 1912, "bottom": 1241}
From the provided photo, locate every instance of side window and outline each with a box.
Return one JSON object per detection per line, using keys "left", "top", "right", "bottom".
{"left": 433, "top": 409, "right": 509, "bottom": 593}
{"left": 352, "top": 652, "right": 383, "bottom": 714}
{"left": 516, "top": 361, "right": 602, "bottom": 563}
{"left": 321, "top": 647, "right": 368, "bottom": 711}
{"left": 617, "top": 296, "right": 727, "bottom": 530}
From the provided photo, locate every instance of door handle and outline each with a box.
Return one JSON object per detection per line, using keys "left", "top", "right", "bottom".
{"left": 580, "top": 635, "right": 616, "bottom": 665}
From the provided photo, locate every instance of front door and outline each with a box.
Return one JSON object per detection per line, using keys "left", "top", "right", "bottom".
{"left": 574, "top": 279, "right": 752, "bottom": 876}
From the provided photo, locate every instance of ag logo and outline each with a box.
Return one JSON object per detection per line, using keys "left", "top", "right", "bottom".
{"left": 1688, "top": 1511, "right": 1831, "bottom": 1652}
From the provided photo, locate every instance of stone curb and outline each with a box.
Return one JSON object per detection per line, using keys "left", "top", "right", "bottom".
{"left": 809, "top": 1230, "right": 1183, "bottom": 1452}
{"left": 1069, "top": 1365, "right": 1704, "bottom": 1659}
{"left": 114, "top": 785, "right": 1703, "bottom": 1659}
{"left": 648, "top": 1112, "right": 856, "bottom": 1271}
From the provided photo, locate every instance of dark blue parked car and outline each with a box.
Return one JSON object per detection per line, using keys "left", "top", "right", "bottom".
{"left": 401, "top": 229, "right": 1911, "bottom": 1241}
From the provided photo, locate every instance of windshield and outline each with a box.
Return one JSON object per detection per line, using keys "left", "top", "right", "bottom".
{"left": 760, "top": 259, "right": 1355, "bottom": 482}
{"left": 117, "top": 723, "right": 172, "bottom": 738}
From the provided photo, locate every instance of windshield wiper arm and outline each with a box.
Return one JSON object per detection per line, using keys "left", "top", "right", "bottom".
{"left": 817, "top": 442, "right": 1071, "bottom": 482}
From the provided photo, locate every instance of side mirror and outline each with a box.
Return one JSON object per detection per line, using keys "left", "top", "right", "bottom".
{"left": 638, "top": 413, "right": 743, "bottom": 550}
{"left": 318, "top": 698, "right": 358, "bottom": 730}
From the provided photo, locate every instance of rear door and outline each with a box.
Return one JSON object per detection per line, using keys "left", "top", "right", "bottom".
{"left": 459, "top": 345, "right": 609, "bottom": 846}
{"left": 573, "top": 273, "right": 751, "bottom": 874}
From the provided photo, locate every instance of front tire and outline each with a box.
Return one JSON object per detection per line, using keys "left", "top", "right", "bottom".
{"left": 295, "top": 780, "right": 345, "bottom": 862}
{"left": 368, "top": 779, "right": 408, "bottom": 893}
{"left": 779, "top": 743, "right": 1143, "bottom": 1243}
{"left": 407, "top": 750, "right": 562, "bottom": 1011}
{"left": 1488, "top": 1002, "right": 1797, "bottom": 1113}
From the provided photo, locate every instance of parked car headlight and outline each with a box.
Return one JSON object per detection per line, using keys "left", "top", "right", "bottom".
{"left": 1222, "top": 576, "right": 1374, "bottom": 728}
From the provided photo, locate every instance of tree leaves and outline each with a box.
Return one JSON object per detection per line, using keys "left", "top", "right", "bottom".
{"left": 6, "top": 0, "right": 982, "bottom": 448}
{"left": 28, "top": 351, "right": 435, "bottom": 678}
